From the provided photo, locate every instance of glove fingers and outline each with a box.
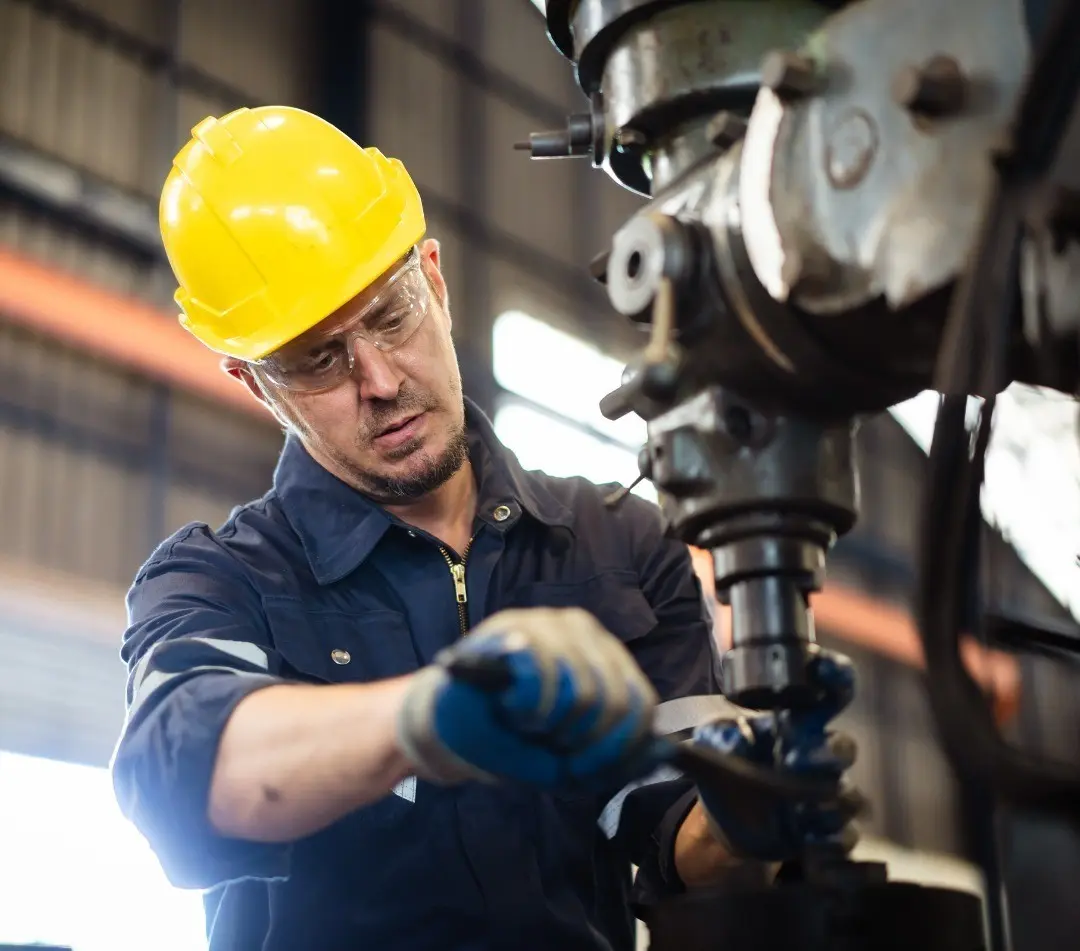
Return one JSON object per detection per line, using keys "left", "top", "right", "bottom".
{"left": 539, "top": 607, "right": 656, "bottom": 746}
{"left": 827, "top": 731, "right": 857, "bottom": 772}
{"left": 808, "top": 650, "right": 856, "bottom": 720}
{"left": 553, "top": 608, "right": 639, "bottom": 740}
{"left": 692, "top": 717, "right": 756, "bottom": 759}
{"left": 564, "top": 689, "right": 652, "bottom": 782}
{"left": 838, "top": 780, "right": 870, "bottom": 822}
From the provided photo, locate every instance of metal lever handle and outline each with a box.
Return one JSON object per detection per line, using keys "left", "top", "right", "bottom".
{"left": 444, "top": 654, "right": 837, "bottom": 804}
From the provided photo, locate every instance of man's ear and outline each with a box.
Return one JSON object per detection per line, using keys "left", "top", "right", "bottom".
{"left": 222, "top": 358, "right": 269, "bottom": 407}
{"left": 419, "top": 236, "right": 441, "bottom": 271}
{"left": 418, "top": 237, "right": 449, "bottom": 309}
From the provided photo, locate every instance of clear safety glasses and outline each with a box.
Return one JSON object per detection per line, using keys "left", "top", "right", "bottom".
{"left": 255, "top": 248, "right": 430, "bottom": 393}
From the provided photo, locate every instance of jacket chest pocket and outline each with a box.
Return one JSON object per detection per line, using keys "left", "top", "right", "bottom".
{"left": 504, "top": 570, "right": 658, "bottom": 646}
{"left": 262, "top": 595, "right": 421, "bottom": 683}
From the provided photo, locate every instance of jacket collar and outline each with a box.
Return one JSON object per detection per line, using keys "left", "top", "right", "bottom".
{"left": 274, "top": 397, "right": 574, "bottom": 585}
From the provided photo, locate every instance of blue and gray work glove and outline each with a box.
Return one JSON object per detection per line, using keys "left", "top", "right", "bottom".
{"left": 397, "top": 607, "right": 660, "bottom": 790}
{"left": 689, "top": 649, "right": 862, "bottom": 864}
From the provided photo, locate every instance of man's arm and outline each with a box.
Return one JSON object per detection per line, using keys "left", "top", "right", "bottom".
{"left": 207, "top": 677, "right": 414, "bottom": 842}
{"left": 605, "top": 495, "right": 746, "bottom": 893}
{"left": 112, "top": 525, "right": 417, "bottom": 888}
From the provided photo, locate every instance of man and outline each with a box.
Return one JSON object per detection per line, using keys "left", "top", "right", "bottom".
{"left": 112, "top": 106, "right": 847, "bottom": 951}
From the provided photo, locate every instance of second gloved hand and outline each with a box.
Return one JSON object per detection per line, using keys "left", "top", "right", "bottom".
{"left": 397, "top": 607, "right": 660, "bottom": 791}
{"left": 690, "top": 648, "right": 863, "bottom": 864}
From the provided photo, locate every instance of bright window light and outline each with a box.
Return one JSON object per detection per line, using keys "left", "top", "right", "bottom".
{"left": 492, "top": 310, "right": 655, "bottom": 502}
{"left": 0, "top": 751, "right": 206, "bottom": 951}
{"left": 494, "top": 401, "right": 657, "bottom": 504}
{"left": 890, "top": 384, "right": 1080, "bottom": 622}
{"left": 493, "top": 310, "right": 647, "bottom": 450}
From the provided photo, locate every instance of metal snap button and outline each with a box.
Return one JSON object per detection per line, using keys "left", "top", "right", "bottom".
{"left": 493, "top": 504, "right": 512, "bottom": 522}
{"left": 330, "top": 649, "right": 351, "bottom": 665}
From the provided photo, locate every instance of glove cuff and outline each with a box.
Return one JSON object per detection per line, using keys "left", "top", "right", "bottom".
{"left": 397, "top": 666, "right": 496, "bottom": 786}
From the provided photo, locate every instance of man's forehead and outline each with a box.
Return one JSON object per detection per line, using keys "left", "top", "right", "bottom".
{"left": 302, "top": 251, "right": 412, "bottom": 339}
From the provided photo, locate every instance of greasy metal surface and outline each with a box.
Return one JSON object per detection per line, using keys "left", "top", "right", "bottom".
{"left": 651, "top": 117, "right": 715, "bottom": 191}
{"left": 739, "top": 0, "right": 1030, "bottom": 314}
{"left": 600, "top": 0, "right": 825, "bottom": 139}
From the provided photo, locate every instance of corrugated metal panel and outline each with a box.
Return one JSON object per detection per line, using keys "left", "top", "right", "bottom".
{"left": 0, "top": 0, "right": 160, "bottom": 193}
{"left": 176, "top": 86, "right": 234, "bottom": 145}
{"left": 0, "top": 620, "right": 125, "bottom": 768}
{"left": 481, "top": 0, "right": 581, "bottom": 110}
{"left": 369, "top": 22, "right": 463, "bottom": 200}
{"left": 0, "top": 321, "right": 284, "bottom": 586}
{"left": 167, "top": 388, "right": 283, "bottom": 500}
{"left": 851, "top": 414, "right": 927, "bottom": 561}
{"left": 178, "top": 0, "right": 313, "bottom": 106}
{"left": 0, "top": 198, "right": 169, "bottom": 304}
{"left": 425, "top": 212, "right": 467, "bottom": 323}
{"left": 163, "top": 482, "right": 241, "bottom": 543}
{"left": 385, "top": 0, "right": 456, "bottom": 38}
{"left": 77, "top": 0, "right": 163, "bottom": 44}
{"left": 487, "top": 96, "right": 579, "bottom": 267}
{"left": 0, "top": 322, "right": 154, "bottom": 585}
{"left": 899, "top": 736, "right": 963, "bottom": 852}
{"left": 596, "top": 176, "right": 648, "bottom": 251}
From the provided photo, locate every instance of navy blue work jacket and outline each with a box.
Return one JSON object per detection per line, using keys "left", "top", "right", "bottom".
{"left": 112, "top": 399, "right": 721, "bottom": 951}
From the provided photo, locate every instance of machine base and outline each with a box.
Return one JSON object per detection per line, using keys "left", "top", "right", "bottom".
{"left": 641, "top": 878, "right": 986, "bottom": 951}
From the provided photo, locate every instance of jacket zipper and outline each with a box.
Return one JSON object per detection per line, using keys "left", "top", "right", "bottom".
{"left": 439, "top": 538, "right": 474, "bottom": 637}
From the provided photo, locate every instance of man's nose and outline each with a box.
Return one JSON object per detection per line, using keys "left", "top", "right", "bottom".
{"left": 351, "top": 338, "right": 404, "bottom": 402}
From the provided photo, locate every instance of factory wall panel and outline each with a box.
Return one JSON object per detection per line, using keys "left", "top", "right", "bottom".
{"left": 382, "top": 0, "right": 457, "bottom": 38}
{"left": 481, "top": 0, "right": 582, "bottom": 109}
{"left": 487, "top": 96, "right": 580, "bottom": 268}
{"left": 849, "top": 413, "right": 928, "bottom": 567}
{"left": 166, "top": 389, "right": 282, "bottom": 500}
{"left": 368, "top": 21, "right": 464, "bottom": 207}
{"left": 595, "top": 175, "right": 648, "bottom": 252}
{"left": 424, "top": 212, "right": 469, "bottom": 332}
{"left": 0, "top": 321, "right": 282, "bottom": 588}
{"left": 178, "top": 0, "right": 313, "bottom": 108}
{"left": 0, "top": 322, "right": 154, "bottom": 585}
{"left": 0, "top": 0, "right": 160, "bottom": 194}
{"left": 175, "top": 86, "right": 238, "bottom": 168}
{"left": 77, "top": 0, "right": 164, "bottom": 45}
{"left": 0, "top": 199, "right": 169, "bottom": 304}
{"left": 0, "top": 620, "right": 125, "bottom": 768}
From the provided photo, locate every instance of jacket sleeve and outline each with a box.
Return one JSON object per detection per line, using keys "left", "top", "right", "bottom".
{"left": 602, "top": 494, "right": 724, "bottom": 897}
{"left": 110, "top": 523, "right": 292, "bottom": 890}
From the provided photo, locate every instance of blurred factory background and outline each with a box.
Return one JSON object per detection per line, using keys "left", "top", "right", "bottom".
{"left": 0, "top": 1, "right": 1078, "bottom": 949}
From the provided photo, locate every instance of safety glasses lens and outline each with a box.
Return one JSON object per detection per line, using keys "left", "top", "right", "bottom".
{"left": 259, "top": 261, "right": 429, "bottom": 392}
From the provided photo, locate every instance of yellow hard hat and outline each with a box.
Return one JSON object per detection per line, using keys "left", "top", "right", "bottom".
{"left": 159, "top": 105, "right": 426, "bottom": 361}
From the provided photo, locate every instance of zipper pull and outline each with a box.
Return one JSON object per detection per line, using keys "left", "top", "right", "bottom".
{"left": 450, "top": 563, "right": 467, "bottom": 604}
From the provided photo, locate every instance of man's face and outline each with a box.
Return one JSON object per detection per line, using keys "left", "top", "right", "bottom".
{"left": 234, "top": 239, "right": 469, "bottom": 503}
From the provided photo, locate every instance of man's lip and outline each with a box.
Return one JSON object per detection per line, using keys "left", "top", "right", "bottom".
{"left": 375, "top": 412, "right": 422, "bottom": 439}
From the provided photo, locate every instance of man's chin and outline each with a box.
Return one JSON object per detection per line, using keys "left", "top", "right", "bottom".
{"left": 346, "top": 422, "right": 469, "bottom": 503}
{"left": 381, "top": 435, "right": 426, "bottom": 463}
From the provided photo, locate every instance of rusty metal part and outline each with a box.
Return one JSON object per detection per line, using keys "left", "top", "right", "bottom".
{"left": 892, "top": 54, "right": 968, "bottom": 118}
{"left": 590, "top": 0, "right": 828, "bottom": 193}
{"left": 707, "top": 110, "right": 750, "bottom": 150}
{"left": 760, "top": 50, "right": 821, "bottom": 101}
{"left": 739, "top": 0, "right": 1030, "bottom": 315}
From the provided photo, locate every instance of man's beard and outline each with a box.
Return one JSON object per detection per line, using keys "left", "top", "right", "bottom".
{"left": 320, "top": 385, "right": 470, "bottom": 503}
{"left": 352, "top": 422, "right": 470, "bottom": 502}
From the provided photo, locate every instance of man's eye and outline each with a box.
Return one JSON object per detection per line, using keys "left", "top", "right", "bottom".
{"left": 296, "top": 346, "right": 344, "bottom": 375}
{"left": 373, "top": 309, "right": 408, "bottom": 333}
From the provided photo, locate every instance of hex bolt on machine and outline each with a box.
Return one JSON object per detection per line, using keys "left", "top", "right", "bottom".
{"left": 517, "top": 0, "right": 1080, "bottom": 948}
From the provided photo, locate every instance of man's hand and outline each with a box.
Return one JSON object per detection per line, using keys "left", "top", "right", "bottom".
{"left": 688, "top": 649, "right": 862, "bottom": 865}
{"left": 397, "top": 607, "right": 660, "bottom": 790}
